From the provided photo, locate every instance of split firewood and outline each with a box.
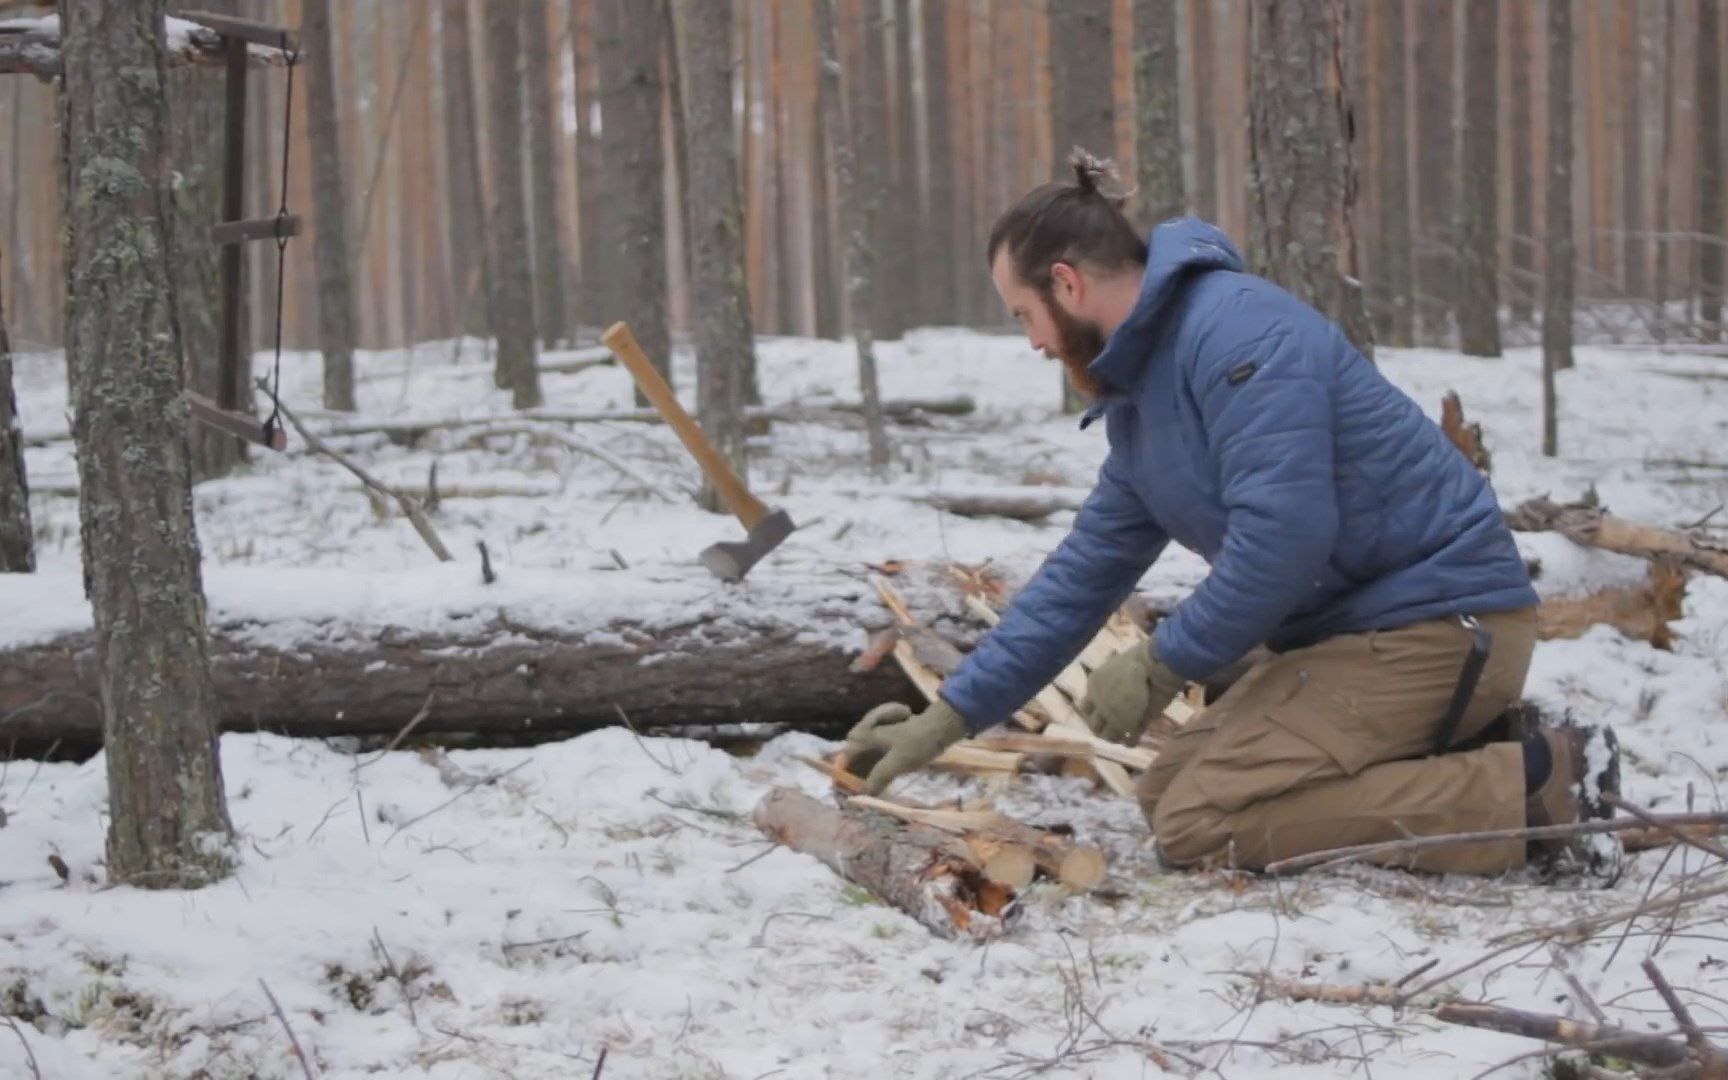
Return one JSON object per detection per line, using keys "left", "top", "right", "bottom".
{"left": 752, "top": 787, "right": 1014, "bottom": 940}
{"left": 848, "top": 795, "right": 1108, "bottom": 891}
{"left": 1537, "top": 558, "right": 1688, "bottom": 649}
{"left": 1507, "top": 494, "right": 1728, "bottom": 579}
{"left": 1439, "top": 391, "right": 1492, "bottom": 473}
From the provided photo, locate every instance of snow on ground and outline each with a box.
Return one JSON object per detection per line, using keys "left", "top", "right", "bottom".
{"left": 3, "top": 330, "right": 1728, "bottom": 1078}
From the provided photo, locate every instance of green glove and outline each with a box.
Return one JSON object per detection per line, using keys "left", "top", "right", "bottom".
{"left": 845, "top": 699, "right": 969, "bottom": 795}
{"left": 1081, "top": 641, "right": 1185, "bottom": 746}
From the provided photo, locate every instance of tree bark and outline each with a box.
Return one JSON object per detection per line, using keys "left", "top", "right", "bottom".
{"left": 1617, "top": 2, "right": 1643, "bottom": 302}
{"left": 58, "top": 0, "right": 233, "bottom": 887}
{"left": 1413, "top": 0, "right": 1455, "bottom": 342}
{"left": 817, "top": 0, "right": 891, "bottom": 472}
{"left": 1190, "top": 0, "right": 1217, "bottom": 223}
{"left": 1455, "top": 0, "right": 1501, "bottom": 356}
{"left": 917, "top": 0, "right": 958, "bottom": 330}
{"left": 485, "top": 1, "right": 542, "bottom": 409}
{"left": 440, "top": 0, "right": 491, "bottom": 338}
{"left": 857, "top": 0, "right": 901, "bottom": 342}
{"left": 1653, "top": 0, "right": 1677, "bottom": 340}
{"left": 1371, "top": 0, "right": 1413, "bottom": 346}
{"left": 1049, "top": 0, "right": 1117, "bottom": 409}
{"left": 1507, "top": 0, "right": 1534, "bottom": 325}
{"left": 1698, "top": 0, "right": 1723, "bottom": 341}
{"left": 598, "top": 0, "right": 671, "bottom": 404}
{"left": 571, "top": 0, "right": 602, "bottom": 332}
{"left": 1132, "top": 0, "right": 1184, "bottom": 223}
{"left": 525, "top": 0, "right": 571, "bottom": 348}
{"left": 887, "top": 0, "right": 919, "bottom": 336}
{"left": 672, "top": 0, "right": 755, "bottom": 514}
{"left": 303, "top": 0, "right": 358, "bottom": 412}
{"left": 810, "top": 3, "right": 841, "bottom": 341}
{"left": 753, "top": 788, "right": 1012, "bottom": 940}
{"left": 1542, "top": 0, "right": 1573, "bottom": 455}
{"left": 1245, "top": 0, "right": 1374, "bottom": 359}
{"left": 1, "top": 608, "right": 924, "bottom": 746}
{"left": 0, "top": 246, "right": 30, "bottom": 572}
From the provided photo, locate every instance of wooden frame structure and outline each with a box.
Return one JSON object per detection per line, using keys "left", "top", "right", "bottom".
{"left": 0, "top": 8, "right": 302, "bottom": 450}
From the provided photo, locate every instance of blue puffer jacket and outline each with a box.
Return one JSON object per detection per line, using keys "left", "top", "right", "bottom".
{"left": 939, "top": 218, "right": 1537, "bottom": 734}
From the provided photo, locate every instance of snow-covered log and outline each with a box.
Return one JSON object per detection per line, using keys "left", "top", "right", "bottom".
{"left": 1507, "top": 495, "right": 1728, "bottom": 578}
{"left": 0, "top": 15, "right": 299, "bottom": 80}
{"left": 0, "top": 612, "right": 918, "bottom": 746}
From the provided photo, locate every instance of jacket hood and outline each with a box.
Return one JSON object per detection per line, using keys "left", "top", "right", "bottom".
{"left": 1087, "top": 217, "right": 1244, "bottom": 399}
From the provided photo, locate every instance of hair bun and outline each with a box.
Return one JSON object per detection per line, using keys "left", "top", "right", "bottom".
{"left": 1068, "top": 147, "right": 1129, "bottom": 210}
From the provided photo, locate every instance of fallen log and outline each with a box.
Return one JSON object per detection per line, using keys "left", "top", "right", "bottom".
{"left": 0, "top": 599, "right": 920, "bottom": 747}
{"left": 1507, "top": 495, "right": 1728, "bottom": 578}
{"left": 752, "top": 787, "right": 1014, "bottom": 940}
{"left": 846, "top": 795, "right": 1108, "bottom": 891}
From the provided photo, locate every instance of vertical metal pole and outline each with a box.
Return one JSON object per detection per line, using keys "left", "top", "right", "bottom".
{"left": 217, "top": 40, "right": 248, "bottom": 415}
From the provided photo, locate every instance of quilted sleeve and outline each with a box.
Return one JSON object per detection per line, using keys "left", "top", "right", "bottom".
{"left": 937, "top": 453, "right": 1168, "bottom": 734}
{"left": 1152, "top": 296, "right": 1340, "bottom": 680}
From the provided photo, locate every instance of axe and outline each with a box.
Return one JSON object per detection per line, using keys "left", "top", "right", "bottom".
{"left": 601, "top": 322, "right": 795, "bottom": 582}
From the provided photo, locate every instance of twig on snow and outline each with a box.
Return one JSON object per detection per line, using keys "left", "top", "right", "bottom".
{"left": 384, "top": 758, "right": 532, "bottom": 844}
{"left": 2, "top": 1016, "right": 41, "bottom": 1080}
{"left": 258, "top": 979, "right": 317, "bottom": 1080}
{"left": 371, "top": 927, "right": 418, "bottom": 1027}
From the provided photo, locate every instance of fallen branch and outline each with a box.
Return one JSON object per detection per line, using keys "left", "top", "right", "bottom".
{"left": 455, "top": 421, "right": 682, "bottom": 502}
{"left": 258, "top": 979, "right": 317, "bottom": 1080}
{"left": 1606, "top": 794, "right": 1728, "bottom": 862}
{"left": 1507, "top": 494, "right": 1728, "bottom": 578}
{"left": 1253, "top": 975, "right": 1410, "bottom": 1008}
{"left": 257, "top": 379, "right": 453, "bottom": 563}
{"left": 1432, "top": 1002, "right": 1699, "bottom": 1071}
{"left": 1264, "top": 811, "right": 1728, "bottom": 877}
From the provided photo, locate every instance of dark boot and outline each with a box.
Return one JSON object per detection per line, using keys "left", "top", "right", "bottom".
{"left": 1526, "top": 723, "right": 1622, "bottom": 877}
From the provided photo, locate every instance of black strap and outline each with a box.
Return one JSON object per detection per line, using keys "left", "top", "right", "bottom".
{"left": 1433, "top": 614, "right": 1493, "bottom": 755}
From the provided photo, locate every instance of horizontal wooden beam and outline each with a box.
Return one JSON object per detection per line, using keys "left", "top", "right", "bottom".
{"left": 187, "top": 392, "right": 286, "bottom": 451}
{"left": 0, "top": 14, "right": 299, "bottom": 79}
{"left": 173, "top": 10, "right": 299, "bottom": 53}
{"left": 210, "top": 213, "right": 301, "bottom": 246}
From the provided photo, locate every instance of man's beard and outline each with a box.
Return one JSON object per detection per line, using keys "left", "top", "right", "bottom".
{"left": 1043, "top": 293, "right": 1107, "bottom": 399}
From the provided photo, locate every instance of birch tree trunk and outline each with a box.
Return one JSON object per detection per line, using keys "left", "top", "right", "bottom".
{"left": 440, "top": 0, "right": 491, "bottom": 338}
{"left": 817, "top": 0, "right": 890, "bottom": 472}
{"left": 485, "top": 1, "right": 542, "bottom": 408}
{"left": 1132, "top": 0, "right": 1184, "bottom": 223}
{"left": 672, "top": 0, "right": 755, "bottom": 513}
{"left": 1542, "top": 0, "right": 1573, "bottom": 457}
{"left": 525, "top": 0, "right": 571, "bottom": 348}
{"left": 598, "top": 0, "right": 671, "bottom": 403}
{"left": 0, "top": 250, "right": 30, "bottom": 572}
{"left": 1371, "top": 0, "right": 1413, "bottom": 346}
{"left": 303, "top": 0, "right": 357, "bottom": 411}
{"left": 59, "top": 0, "right": 233, "bottom": 887}
{"left": 1456, "top": 0, "right": 1501, "bottom": 356}
{"left": 1698, "top": 0, "right": 1723, "bottom": 341}
{"left": 1245, "top": 0, "right": 1374, "bottom": 359}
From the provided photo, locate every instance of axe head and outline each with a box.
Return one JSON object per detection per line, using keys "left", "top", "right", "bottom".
{"left": 699, "top": 507, "right": 796, "bottom": 581}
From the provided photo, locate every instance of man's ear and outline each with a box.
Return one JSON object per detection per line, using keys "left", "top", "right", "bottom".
{"left": 1050, "top": 261, "right": 1082, "bottom": 303}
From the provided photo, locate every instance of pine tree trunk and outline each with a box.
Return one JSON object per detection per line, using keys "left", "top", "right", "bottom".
{"left": 598, "top": 0, "right": 671, "bottom": 403}
{"left": 1132, "top": 0, "right": 1183, "bottom": 223}
{"left": 1049, "top": 0, "right": 1116, "bottom": 409}
{"left": 1414, "top": 0, "right": 1456, "bottom": 343}
{"left": 1699, "top": 0, "right": 1723, "bottom": 341}
{"left": 303, "top": 0, "right": 358, "bottom": 411}
{"left": 856, "top": 0, "right": 900, "bottom": 342}
{"left": 1654, "top": 0, "right": 1677, "bottom": 339}
{"left": 485, "top": 1, "right": 542, "bottom": 408}
{"left": 1190, "top": 0, "right": 1217, "bottom": 223}
{"left": 889, "top": 0, "right": 919, "bottom": 334}
{"left": 0, "top": 253, "right": 30, "bottom": 572}
{"left": 166, "top": 0, "right": 244, "bottom": 479}
{"left": 1372, "top": 0, "right": 1413, "bottom": 346}
{"left": 1542, "top": 0, "right": 1573, "bottom": 457}
{"left": 817, "top": 0, "right": 890, "bottom": 472}
{"left": 1455, "top": 0, "right": 1501, "bottom": 356}
{"left": 672, "top": 0, "right": 756, "bottom": 514}
{"left": 1617, "top": 3, "right": 1643, "bottom": 302}
{"left": 525, "top": 0, "right": 571, "bottom": 348}
{"left": 1245, "top": 0, "right": 1374, "bottom": 359}
{"left": 572, "top": 0, "right": 603, "bottom": 332}
{"left": 441, "top": 0, "right": 491, "bottom": 338}
{"left": 1508, "top": 0, "right": 1534, "bottom": 325}
{"left": 59, "top": 0, "right": 233, "bottom": 888}
{"left": 919, "top": 0, "right": 957, "bottom": 328}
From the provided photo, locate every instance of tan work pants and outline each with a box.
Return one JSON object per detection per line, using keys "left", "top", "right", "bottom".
{"left": 1139, "top": 607, "right": 1538, "bottom": 874}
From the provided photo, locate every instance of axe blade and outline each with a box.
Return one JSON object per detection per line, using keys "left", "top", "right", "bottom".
{"left": 699, "top": 508, "right": 796, "bottom": 581}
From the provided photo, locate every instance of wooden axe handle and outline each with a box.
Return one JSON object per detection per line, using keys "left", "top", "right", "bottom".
{"left": 601, "top": 321, "right": 768, "bottom": 529}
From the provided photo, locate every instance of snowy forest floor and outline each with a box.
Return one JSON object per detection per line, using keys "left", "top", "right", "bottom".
{"left": 3, "top": 330, "right": 1728, "bottom": 1078}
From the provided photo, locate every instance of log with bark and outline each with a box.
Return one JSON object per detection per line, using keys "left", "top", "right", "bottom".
{"left": 0, "top": 13, "right": 299, "bottom": 80}
{"left": 0, "top": 593, "right": 922, "bottom": 747}
{"left": 1508, "top": 495, "right": 1728, "bottom": 578}
{"left": 753, "top": 787, "right": 1016, "bottom": 940}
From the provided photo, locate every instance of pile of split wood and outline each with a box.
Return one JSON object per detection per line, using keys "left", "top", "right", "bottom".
{"left": 753, "top": 573, "right": 1200, "bottom": 940}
